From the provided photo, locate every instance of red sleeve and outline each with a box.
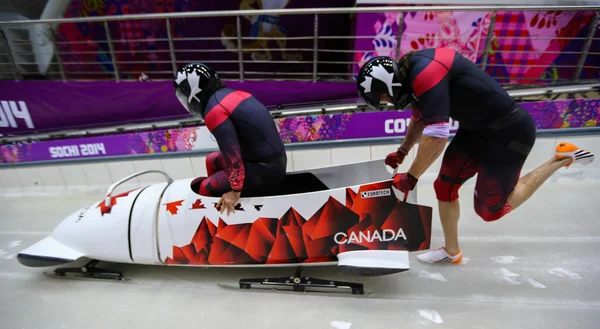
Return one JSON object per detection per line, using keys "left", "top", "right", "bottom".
{"left": 409, "top": 48, "right": 455, "bottom": 126}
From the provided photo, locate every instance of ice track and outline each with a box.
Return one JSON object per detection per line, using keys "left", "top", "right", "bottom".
{"left": 1, "top": 177, "right": 599, "bottom": 329}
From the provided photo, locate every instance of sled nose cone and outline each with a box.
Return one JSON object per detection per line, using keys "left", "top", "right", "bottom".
{"left": 17, "top": 253, "right": 76, "bottom": 267}
{"left": 17, "top": 236, "right": 85, "bottom": 268}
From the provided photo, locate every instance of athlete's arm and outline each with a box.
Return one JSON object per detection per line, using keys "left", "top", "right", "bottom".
{"left": 407, "top": 89, "right": 450, "bottom": 179}
{"left": 405, "top": 50, "right": 454, "bottom": 179}
{"left": 208, "top": 118, "right": 245, "bottom": 192}
{"left": 400, "top": 108, "right": 425, "bottom": 152}
{"left": 409, "top": 100, "right": 448, "bottom": 179}
{"left": 408, "top": 136, "right": 447, "bottom": 178}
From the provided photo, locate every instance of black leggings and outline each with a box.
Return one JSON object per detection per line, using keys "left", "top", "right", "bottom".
{"left": 199, "top": 151, "right": 287, "bottom": 197}
{"left": 433, "top": 106, "right": 537, "bottom": 221}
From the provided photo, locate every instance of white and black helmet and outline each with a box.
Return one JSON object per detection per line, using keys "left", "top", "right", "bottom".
{"left": 173, "top": 63, "right": 221, "bottom": 117}
{"left": 357, "top": 56, "right": 411, "bottom": 110}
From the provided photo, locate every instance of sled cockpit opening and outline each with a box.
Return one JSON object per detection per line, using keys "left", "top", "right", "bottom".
{"left": 190, "top": 177, "right": 205, "bottom": 192}
{"left": 190, "top": 172, "right": 330, "bottom": 197}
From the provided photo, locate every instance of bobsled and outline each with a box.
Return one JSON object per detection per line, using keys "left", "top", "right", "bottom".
{"left": 18, "top": 159, "right": 432, "bottom": 294}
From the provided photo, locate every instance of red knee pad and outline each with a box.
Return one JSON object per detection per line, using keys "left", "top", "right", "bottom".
{"left": 474, "top": 200, "right": 512, "bottom": 222}
{"left": 433, "top": 176, "right": 461, "bottom": 202}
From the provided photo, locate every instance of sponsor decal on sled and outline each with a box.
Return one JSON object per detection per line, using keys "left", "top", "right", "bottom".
{"left": 360, "top": 188, "right": 391, "bottom": 198}
{"left": 334, "top": 229, "right": 407, "bottom": 245}
{"left": 75, "top": 206, "right": 90, "bottom": 223}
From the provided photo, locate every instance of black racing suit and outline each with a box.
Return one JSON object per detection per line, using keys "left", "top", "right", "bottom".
{"left": 406, "top": 48, "right": 536, "bottom": 221}
{"left": 199, "top": 88, "right": 286, "bottom": 197}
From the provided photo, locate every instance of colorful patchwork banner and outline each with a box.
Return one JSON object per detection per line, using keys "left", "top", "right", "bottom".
{"left": 353, "top": 9, "right": 600, "bottom": 84}
{"left": 2, "top": 98, "right": 598, "bottom": 164}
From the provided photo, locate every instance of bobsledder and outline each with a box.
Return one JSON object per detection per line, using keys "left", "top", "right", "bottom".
{"left": 17, "top": 159, "right": 433, "bottom": 295}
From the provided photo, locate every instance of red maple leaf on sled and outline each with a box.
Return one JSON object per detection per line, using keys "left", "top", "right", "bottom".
{"left": 190, "top": 199, "right": 206, "bottom": 210}
{"left": 97, "top": 190, "right": 136, "bottom": 216}
{"left": 164, "top": 200, "right": 184, "bottom": 215}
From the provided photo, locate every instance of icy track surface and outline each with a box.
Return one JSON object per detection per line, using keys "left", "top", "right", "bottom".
{"left": 1, "top": 179, "right": 599, "bottom": 329}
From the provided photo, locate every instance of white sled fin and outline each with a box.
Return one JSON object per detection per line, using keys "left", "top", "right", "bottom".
{"left": 337, "top": 250, "right": 410, "bottom": 276}
{"left": 17, "top": 236, "right": 85, "bottom": 267}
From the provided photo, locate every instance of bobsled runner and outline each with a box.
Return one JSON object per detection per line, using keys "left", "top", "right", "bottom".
{"left": 17, "top": 159, "right": 432, "bottom": 295}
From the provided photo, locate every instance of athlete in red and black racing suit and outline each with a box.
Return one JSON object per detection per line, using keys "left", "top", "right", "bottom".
{"left": 357, "top": 48, "right": 594, "bottom": 264}
{"left": 201, "top": 87, "right": 287, "bottom": 197}
{"left": 174, "top": 63, "right": 286, "bottom": 215}
{"left": 406, "top": 48, "right": 536, "bottom": 220}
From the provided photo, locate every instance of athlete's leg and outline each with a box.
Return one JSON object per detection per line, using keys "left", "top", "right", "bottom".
{"left": 241, "top": 152, "right": 287, "bottom": 197}
{"left": 473, "top": 112, "right": 594, "bottom": 219}
{"left": 200, "top": 152, "right": 287, "bottom": 198}
{"left": 418, "top": 129, "right": 479, "bottom": 264}
{"left": 507, "top": 141, "right": 594, "bottom": 210}
{"left": 506, "top": 157, "right": 569, "bottom": 211}
{"left": 472, "top": 112, "right": 536, "bottom": 221}
{"left": 199, "top": 169, "right": 231, "bottom": 197}
{"left": 206, "top": 151, "right": 226, "bottom": 176}
{"left": 438, "top": 198, "right": 461, "bottom": 256}
{"left": 197, "top": 151, "right": 229, "bottom": 196}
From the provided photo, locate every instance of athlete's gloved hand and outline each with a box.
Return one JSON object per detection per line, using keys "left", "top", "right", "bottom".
{"left": 385, "top": 146, "right": 409, "bottom": 169}
{"left": 393, "top": 172, "right": 418, "bottom": 193}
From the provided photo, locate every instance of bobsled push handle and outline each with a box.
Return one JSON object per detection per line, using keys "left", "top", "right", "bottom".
{"left": 104, "top": 170, "right": 174, "bottom": 208}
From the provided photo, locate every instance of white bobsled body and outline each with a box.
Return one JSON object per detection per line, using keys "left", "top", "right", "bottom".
{"left": 18, "top": 160, "right": 433, "bottom": 275}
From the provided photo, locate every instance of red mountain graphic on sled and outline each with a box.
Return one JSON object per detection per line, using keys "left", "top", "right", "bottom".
{"left": 165, "top": 182, "right": 432, "bottom": 265}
